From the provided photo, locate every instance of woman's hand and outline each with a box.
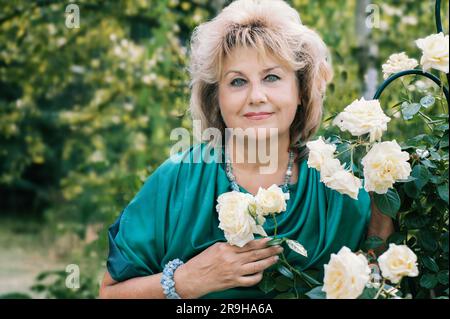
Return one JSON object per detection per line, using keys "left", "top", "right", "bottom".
{"left": 174, "top": 237, "right": 283, "bottom": 298}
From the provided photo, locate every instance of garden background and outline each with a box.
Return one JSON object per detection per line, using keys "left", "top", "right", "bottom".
{"left": 0, "top": 0, "right": 448, "bottom": 298}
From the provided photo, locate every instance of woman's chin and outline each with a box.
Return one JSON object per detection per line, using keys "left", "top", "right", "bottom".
{"left": 228, "top": 125, "right": 282, "bottom": 141}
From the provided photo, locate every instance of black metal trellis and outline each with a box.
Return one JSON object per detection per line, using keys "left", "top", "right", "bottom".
{"left": 373, "top": 0, "right": 449, "bottom": 107}
{"left": 436, "top": 0, "right": 444, "bottom": 33}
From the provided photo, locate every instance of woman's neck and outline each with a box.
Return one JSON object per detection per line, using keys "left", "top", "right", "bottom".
{"left": 225, "top": 133, "right": 292, "bottom": 176}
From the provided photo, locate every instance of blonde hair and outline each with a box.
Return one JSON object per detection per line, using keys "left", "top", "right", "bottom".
{"left": 188, "top": 0, "right": 333, "bottom": 159}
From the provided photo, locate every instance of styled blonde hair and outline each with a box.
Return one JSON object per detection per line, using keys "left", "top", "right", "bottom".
{"left": 188, "top": 0, "right": 333, "bottom": 159}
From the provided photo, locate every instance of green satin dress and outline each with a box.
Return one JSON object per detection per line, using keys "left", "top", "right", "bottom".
{"left": 106, "top": 142, "right": 372, "bottom": 298}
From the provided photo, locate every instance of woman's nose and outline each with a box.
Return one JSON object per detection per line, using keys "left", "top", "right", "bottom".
{"left": 249, "top": 83, "right": 268, "bottom": 105}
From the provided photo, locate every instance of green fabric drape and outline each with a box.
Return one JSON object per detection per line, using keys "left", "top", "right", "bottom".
{"left": 107, "top": 143, "right": 371, "bottom": 298}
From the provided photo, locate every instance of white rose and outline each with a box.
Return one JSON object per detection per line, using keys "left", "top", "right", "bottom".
{"left": 332, "top": 98, "right": 391, "bottom": 143}
{"left": 382, "top": 52, "right": 418, "bottom": 79}
{"left": 362, "top": 140, "right": 412, "bottom": 194}
{"left": 306, "top": 137, "right": 336, "bottom": 170}
{"left": 255, "top": 184, "right": 289, "bottom": 216}
{"left": 378, "top": 244, "right": 419, "bottom": 284}
{"left": 416, "top": 33, "right": 449, "bottom": 73}
{"left": 322, "top": 169, "right": 362, "bottom": 200}
{"left": 322, "top": 247, "right": 371, "bottom": 299}
{"left": 216, "top": 191, "right": 267, "bottom": 247}
{"left": 319, "top": 158, "right": 344, "bottom": 182}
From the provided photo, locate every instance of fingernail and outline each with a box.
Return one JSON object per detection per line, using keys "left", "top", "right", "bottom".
{"left": 274, "top": 256, "right": 279, "bottom": 261}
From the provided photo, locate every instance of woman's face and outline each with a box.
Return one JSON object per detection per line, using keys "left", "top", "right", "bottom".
{"left": 218, "top": 47, "right": 301, "bottom": 141}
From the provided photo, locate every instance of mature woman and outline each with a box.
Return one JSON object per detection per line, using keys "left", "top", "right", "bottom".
{"left": 99, "top": 0, "right": 393, "bottom": 299}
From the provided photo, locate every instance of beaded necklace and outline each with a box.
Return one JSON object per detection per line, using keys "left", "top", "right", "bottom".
{"left": 224, "top": 148, "right": 295, "bottom": 195}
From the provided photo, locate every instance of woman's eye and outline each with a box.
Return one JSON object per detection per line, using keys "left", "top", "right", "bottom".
{"left": 230, "top": 78, "right": 246, "bottom": 87}
{"left": 229, "top": 74, "right": 280, "bottom": 87}
{"left": 265, "top": 74, "right": 280, "bottom": 82}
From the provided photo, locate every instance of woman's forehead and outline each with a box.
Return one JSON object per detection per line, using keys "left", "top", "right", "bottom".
{"left": 221, "top": 47, "right": 292, "bottom": 76}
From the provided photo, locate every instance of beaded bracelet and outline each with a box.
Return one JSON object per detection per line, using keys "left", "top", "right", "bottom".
{"left": 160, "top": 258, "right": 184, "bottom": 299}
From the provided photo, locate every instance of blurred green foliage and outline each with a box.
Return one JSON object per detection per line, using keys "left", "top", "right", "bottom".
{"left": 0, "top": 0, "right": 448, "bottom": 298}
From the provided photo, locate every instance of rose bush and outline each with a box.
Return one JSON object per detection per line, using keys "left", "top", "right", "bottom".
{"left": 239, "top": 22, "right": 448, "bottom": 299}
{"left": 306, "top": 27, "right": 448, "bottom": 298}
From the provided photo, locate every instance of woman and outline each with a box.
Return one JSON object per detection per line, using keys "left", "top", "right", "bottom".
{"left": 99, "top": 0, "right": 393, "bottom": 299}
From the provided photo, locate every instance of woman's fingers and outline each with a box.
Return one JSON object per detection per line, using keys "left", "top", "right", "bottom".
{"left": 234, "top": 237, "right": 272, "bottom": 253}
{"left": 240, "top": 245, "right": 283, "bottom": 263}
{"left": 239, "top": 255, "right": 280, "bottom": 276}
{"left": 237, "top": 272, "right": 264, "bottom": 287}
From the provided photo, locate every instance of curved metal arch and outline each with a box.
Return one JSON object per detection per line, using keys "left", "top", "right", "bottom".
{"left": 373, "top": 70, "right": 449, "bottom": 102}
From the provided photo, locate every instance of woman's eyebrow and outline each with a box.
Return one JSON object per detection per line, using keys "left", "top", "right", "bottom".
{"left": 224, "top": 66, "right": 283, "bottom": 77}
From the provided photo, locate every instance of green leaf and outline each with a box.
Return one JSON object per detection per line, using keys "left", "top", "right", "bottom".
{"left": 274, "top": 292, "right": 296, "bottom": 299}
{"left": 363, "top": 236, "right": 385, "bottom": 250}
{"left": 441, "top": 233, "right": 449, "bottom": 253}
{"left": 420, "top": 273, "right": 438, "bottom": 289}
{"left": 421, "top": 256, "right": 439, "bottom": 273}
{"left": 429, "top": 151, "right": 442, "bottom": 161}
{"left": 404, "top": 213, "right": 429, "bottom": 229}
{"left": 387, "top": 232, "right": 406, "bottom": 245}
{"left": 258, "top": 273, "right": 276, "bottom": 294}
{"left": 437, "top": 183, "right": 449, "bottom": 203}
{"left": 303, "top": 269, "right": 321, "bottom": 281}
{"left": 430, "top": 114, "right": 449, "bottom": 120}
{"left": 424, "top": 135, "right": 439, "bottom": 146}
{"left": 437, "top": 271, "right": 449, "bottom": 284}
{"left": 421, "top": 159, "right": 437, "bottom": 169}
{"left": 358, "top": 287, "right": 378, "bottom": 299}
{"left": 352, "top": 145, "right": 366, "bottom": 174}
{"left": 267, "top": 238, "right": 285, "bottom": 246}
{"left": 277, "top": 264, "right": 294, "bottom": 280}
{"left": 373, "top": 188, "right": 401, "bottom": 218}
{"left": 305, "top": 286, "right": 326, "bottom": 299}
{"left": 0, "top": 292, "right": 32, "bottom": 299}
{"left": 418, "top": 230, "right": 439, "bottom": 252}
{"left": 411, "top": 165, "right": 430, "bottom": 190}
{"left": 430, "top": 175, "right": 445, "bottom": 184}
{"left": 274, "top": 275, "right": 293, "bottom": 292}
{"left": 396, "top": 176, "right": 418, "bottom": 183}
{"left": 286, "top": 239, "right": 308, "bottom": 257}
{"left": 336, "top": 142, "right": 352, "bottom": 167}
{"left": 420, "top": 95, "right": 435, "bottom": 108}
{"left": 401, "top": 145, "right": 417, "bottom": 151}
{"left": 325, "top": 134, "right": 341, "bottom": 144}
{"left": 404, "top": 181, "right": 420, "bottom": 198}
{"left": 35, "top": 272, "right": 52, "bottom": 281}
{"left": 30, "top": 284, "right": 46, "bottom": 292}
{"left": 300, "top": 271, "right": 322, "bottom": 286}
{"left": 323, "top": 113, "right": 338, "bottom": 122}
{"left": 407, "top": 134, "right": 428, "bottom": 146}
{"left": 401, "top": 102, "right": 421, "bottom": 120}
{"left": 434, "top": 123, "right": 449, "bottom": 132}
{"left": 440, "top": 132, "right": 449, "bottom": 149}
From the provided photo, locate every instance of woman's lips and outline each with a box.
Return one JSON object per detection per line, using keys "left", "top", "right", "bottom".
{"left": 243, "top": 112, "right": 275, "bottom": 120}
